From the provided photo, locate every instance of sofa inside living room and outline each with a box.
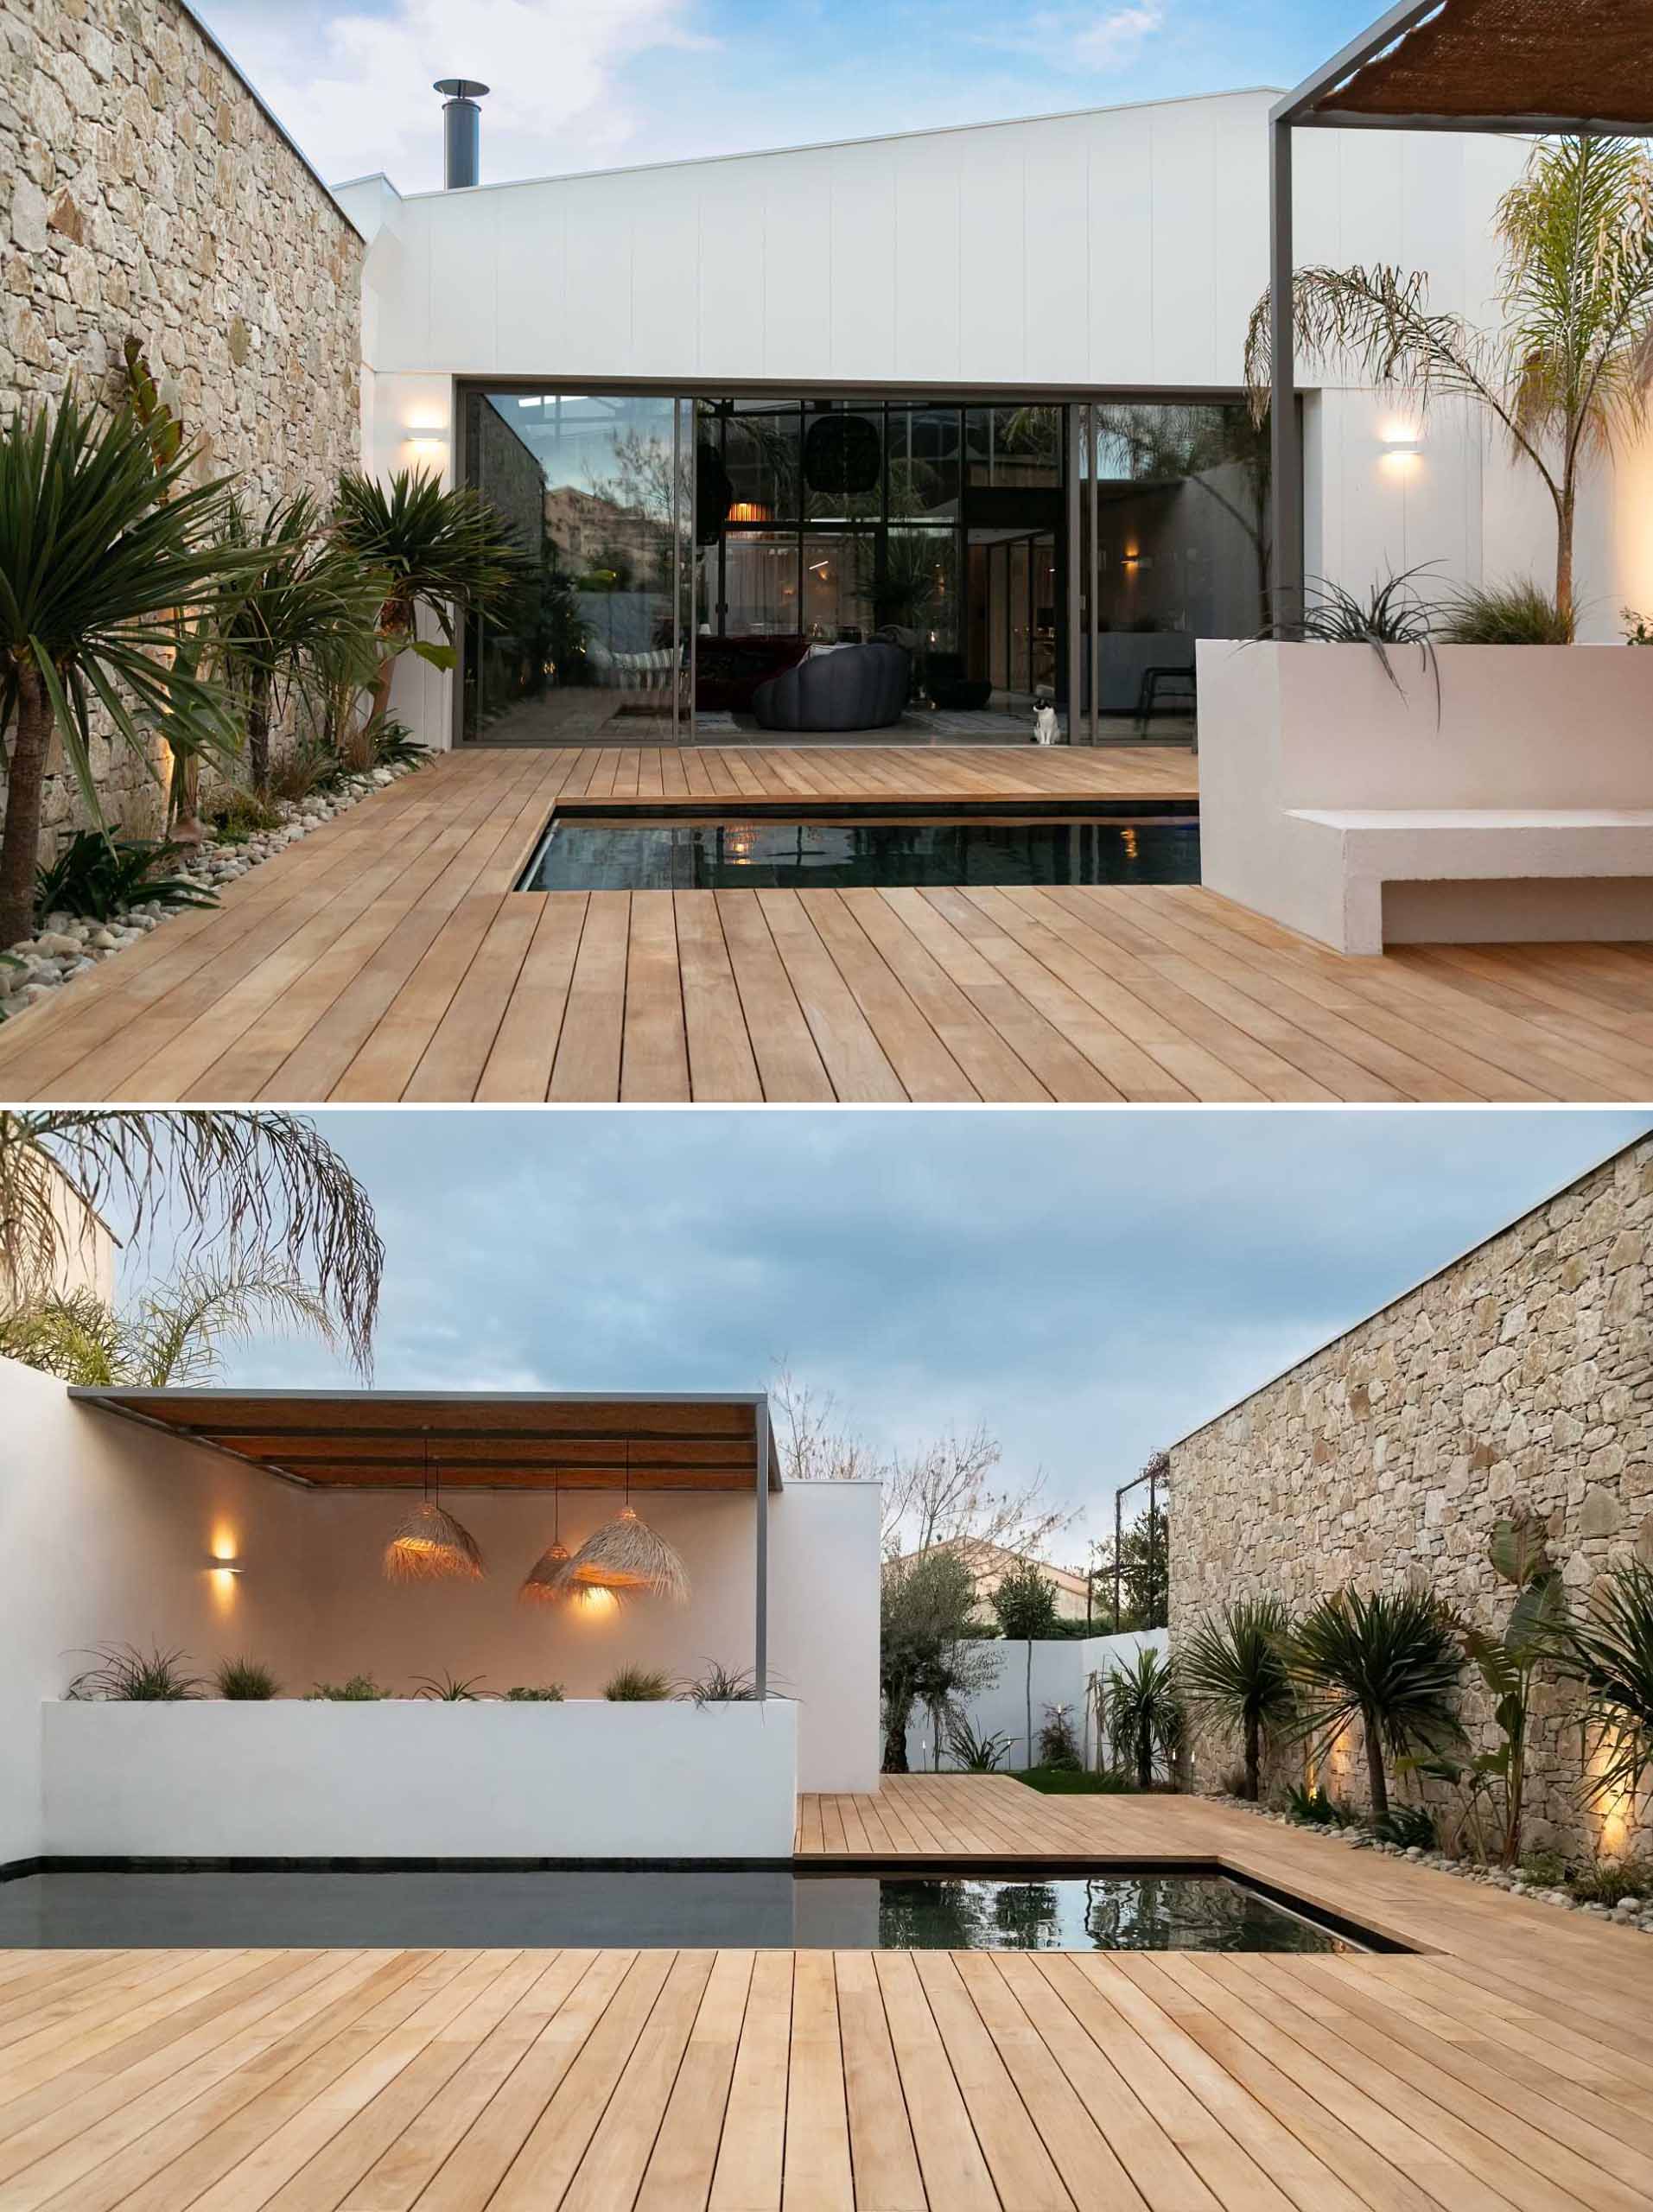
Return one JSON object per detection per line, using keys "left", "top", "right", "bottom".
{"left": 749, "top": 640, "right": 912, "bottom": 733}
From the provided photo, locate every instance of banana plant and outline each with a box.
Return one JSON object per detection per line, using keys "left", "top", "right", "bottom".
{"left": 1403, "top": 1514, "right": 1566, "bottom": 1864}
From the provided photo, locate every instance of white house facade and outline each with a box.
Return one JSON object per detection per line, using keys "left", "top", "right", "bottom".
{"left": 331, "top": 90, "right": 1653, "bottom": 754}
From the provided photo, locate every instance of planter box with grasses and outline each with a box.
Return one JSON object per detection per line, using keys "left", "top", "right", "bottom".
{"left": 41, "top": 1695, "right": 798, "bottom": 1860}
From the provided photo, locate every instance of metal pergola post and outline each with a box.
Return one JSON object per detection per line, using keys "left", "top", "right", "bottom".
{"left": 753, "top": 1395, "right": 770, "bottom": 1699}
{"left": 1268, "top": 117, "right": 1301, "bottom": 630}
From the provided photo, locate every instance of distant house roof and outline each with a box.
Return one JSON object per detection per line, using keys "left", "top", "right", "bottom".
{"left": 901, "top": 1538, "right": 1090, "bottom": 1600}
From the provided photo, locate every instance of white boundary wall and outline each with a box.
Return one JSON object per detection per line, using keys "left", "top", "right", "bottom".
{"left": 905, "top": 1629, "right": 1168, "bottom": 1771}
{"left": 0, "top": 1357, "right": 880, "bottom": 1864}
{"left": 41, "top": 1700, "right": 798, "bottom": 1859}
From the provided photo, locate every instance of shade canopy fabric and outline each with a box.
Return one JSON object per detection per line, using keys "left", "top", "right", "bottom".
{"left": 1297, "top": 0, "right": 1653, "bottom": 132}
{"left": 70, "top": 1389, "right": 782, "bottom": 1491}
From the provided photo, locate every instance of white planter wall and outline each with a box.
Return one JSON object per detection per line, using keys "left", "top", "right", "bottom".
{"left": 41, "top": 1699, "right": 798, "bottom": 1859}
{"left": 1198, "top": 640, "right": 1653, "bottom": 951}
{"left": 0, "top": 1359, "right": 880, "bottom": 1863}
{"left": 906, "top": 1629, "right": 1168, "bottom": 1771}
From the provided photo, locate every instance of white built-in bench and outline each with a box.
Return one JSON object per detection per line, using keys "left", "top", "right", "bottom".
{"left": 1197, "top": 640, "right": 1653, "bottom": 956}
{"left": 1288, "top": 808, "right": 1653, "bottom": 954}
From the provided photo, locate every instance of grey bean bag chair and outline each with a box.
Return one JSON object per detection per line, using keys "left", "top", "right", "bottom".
{"left": 751, "top": 641, "right": 911, "bottom": 732}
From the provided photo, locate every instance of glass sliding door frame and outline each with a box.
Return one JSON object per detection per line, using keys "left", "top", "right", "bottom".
{"left": 455, "top": 381, "right": 1292, "bottom": 748}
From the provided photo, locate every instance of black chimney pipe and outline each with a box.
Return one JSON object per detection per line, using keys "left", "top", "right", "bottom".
{"left": 435, "top": 79, "right": 488, "bottom": 189}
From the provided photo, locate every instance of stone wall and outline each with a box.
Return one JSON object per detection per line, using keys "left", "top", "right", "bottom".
{"left": 1167, "top": 1134, "right": 1652, "bottom": 1860}
{"left": 1, "top": 0, "right": 363, "bottom": 849}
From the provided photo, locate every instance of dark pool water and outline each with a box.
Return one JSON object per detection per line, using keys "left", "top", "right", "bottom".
{"left": 518, "top": 815, "right": 1200, "bottom": 892}
{"left": 0, "top": 1868, "right": 1354, "bottom": 1951}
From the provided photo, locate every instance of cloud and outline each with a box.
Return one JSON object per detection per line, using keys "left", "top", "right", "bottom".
{"left": 196, "top": 0, "right": 709, "bottom": 190}
{"left": 194, "top": 1108, "right": 1646, "bottom": 1560}
{"left": 979, "top": 2, "right": 1167, "bottom": 73}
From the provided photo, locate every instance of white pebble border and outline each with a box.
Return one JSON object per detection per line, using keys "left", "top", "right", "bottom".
{"left": 1207, "top": 1789, "right": 1653, "bottom": 1936}
{"left": 0, "top": 762, "right": 423, "bottom": 1022}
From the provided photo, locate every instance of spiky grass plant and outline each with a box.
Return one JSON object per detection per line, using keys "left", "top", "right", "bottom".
{"left": 504, "top": 1683, "right": 565, "bottom": 1701}
{"left": 603, "top": 1666, "right": 673, "bottom": 1702}
{"left": 1281, "top": 1586, "right": 1465, "bottom": 1820}
{"left": 1552, "top": 1560, "right": 1653, "bottom": 1812}
{"left": 1437, "top": 578, "right": 1575, "bottom": 644}
{"left": 683, "top": 1662, "right": 759, "bottom": 1706}
{"left": 413, "top": 1671, "right": 489, "bottom": 1700}
{"left": 1179, "top": 1598, "right": 1297, "bottom": 1802}
{"left": 67, "top": 1643, "right": 205, "bottom": 1700}
{"left": 215, "top": 1656, "right": 279, "bottom": 1700}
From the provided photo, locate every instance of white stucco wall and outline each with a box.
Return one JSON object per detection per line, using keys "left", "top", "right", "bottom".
{"left": 906, "top": 1627, "right": 1169, "bottom": 1771}
{"left": 0, "top": 1364, "right": 881, "bottom": 1862}
{"left": 0, "top": 1357, "right": 316, "bottom": 1867}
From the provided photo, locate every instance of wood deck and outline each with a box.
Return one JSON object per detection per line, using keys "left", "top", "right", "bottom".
{"left": 1, "top": 744, "right": 1650, "bottom": 1103}
{"left": 3, "top": 1779, "right": 1651, "bottom": 2210}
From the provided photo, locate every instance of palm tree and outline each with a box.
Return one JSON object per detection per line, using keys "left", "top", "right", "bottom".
{"left": 1179, "top": 1598, "right": 1296, "bottom": 1802}
{"left": 1281, "top": 1586, "right": 1464, "bottom": 1821}
{"left": 1246, "top": 135, "right": 1653, "bottom": 625}
{"left": 0, "top": 1110, "right": 382, "bottom": 1374}
{"left": 332, "top": 468, "right": 525, "bottom": 725}
{"left": 0, "top": 391, "right": 257, "bottom": 949}
{"left": 1104, "top": 1645, "right": 1183, "bottom": 1789}
{"left": 0, "top": 1262, "right": 336, "bottom": 1385}
{"left": 215, "top": 493, "right": 384, "bottom": 792}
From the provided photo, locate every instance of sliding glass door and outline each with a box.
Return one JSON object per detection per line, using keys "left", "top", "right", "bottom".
{"left": 462, "top": 389, "right": 692, "bottom": 744}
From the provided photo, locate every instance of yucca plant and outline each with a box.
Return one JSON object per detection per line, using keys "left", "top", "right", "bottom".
{"left": 332, "top": 467, "right": 525, "bottom": 724}
{"left": 214, "top": 493, "right": 384, "bottom": 792}
{"left": 1552, "top": 1560, "right": 1653, "bottom": 1813}
{"left": 1281, "top": 1586, "right": 1465, "bottom": 1821}
{"left": 1248, "top": 135, "right": 1653, "bottom": 625}
{"left": 1179, "top": 1597, "right": 1296, "bottom": 1802}
{"left": 1104, "top": 1646, "right": 1184, "bottom": 1789}
{"left": 0, "top": 390, "right": 257, "bottom": 948}
{"left": 944, "top": 1714, "right": 1014, "bottom": 1771}
{"left": 215, "top": 1656, "right": 279, "bottom": 1700}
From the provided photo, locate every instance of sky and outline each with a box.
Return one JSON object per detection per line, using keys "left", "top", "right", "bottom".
{"left": 151, "top": 1107, "right": 1652, "bottom": 1563}
{"left": 189, "top": 0, "right": 1383, "bottom": 196}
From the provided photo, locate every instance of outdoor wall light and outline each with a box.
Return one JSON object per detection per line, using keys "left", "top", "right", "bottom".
{"left": 1380, "top": 430, "right": 1423, "bottom": 473}
{"left": 206, "top": 1557, "right": 244, "bottom": 1575}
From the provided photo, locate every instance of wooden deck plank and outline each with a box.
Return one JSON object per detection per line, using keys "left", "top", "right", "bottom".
{"left": 9, "top": 1783, "right": 1653, "bottom": 2212}
{"left": 3, "top": 744, "right": 1643, "bottom": 1100}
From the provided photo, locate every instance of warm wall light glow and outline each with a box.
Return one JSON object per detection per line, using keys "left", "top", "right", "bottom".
{"left": 407, "top": 436, "right": 447, "bottom": 466}
{"left": 574, "top": 1586, "right": 619, "bottom": 1618}
{"left": 1379, "top": 423, "right": 1423, "bottom": 475}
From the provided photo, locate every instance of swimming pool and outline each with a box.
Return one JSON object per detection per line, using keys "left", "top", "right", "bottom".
{"left": 516, "top": 810, "right": 1200, "bottom": 892}
{"left": 0, "top": 1865, "right": 1366, "bottom": 1952}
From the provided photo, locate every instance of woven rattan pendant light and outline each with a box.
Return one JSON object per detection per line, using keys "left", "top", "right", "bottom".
{"left": 518, "top": 1480, "right": 574, "bottom": 1604}
{"left": 383, "top": 1434, "right": 484, "bottom": 1584}
{"left": 562, "top": 1446, "right": 690, "bottom": 1604}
